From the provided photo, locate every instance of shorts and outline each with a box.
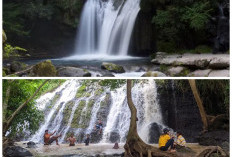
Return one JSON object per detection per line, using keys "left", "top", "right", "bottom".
{"left": 48, "top": 137, "right": 56, "bottom": 144}
{"left": 69, "top": 144, "right": 75, "bottom": 146}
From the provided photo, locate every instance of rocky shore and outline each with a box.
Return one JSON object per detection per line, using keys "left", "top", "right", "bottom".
{"left": 3, "top": 53, "right": 229, "bottom": 77}
{"left": 151, "top": 52, "right": 230, "bottom": 77}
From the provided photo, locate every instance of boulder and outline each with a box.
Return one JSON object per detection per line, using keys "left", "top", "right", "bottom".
{"left": 4, "top": 146, "right": 33, "bottom": 157}
{"left": 31, "top": 60, "right": 57, "bottom": 76}
{"left": 109, "top": 131, "right": 120, "bottom": 143}
{"left": 142, "top": 71, "right": 166, "bottom": 77}
{"left": 209, "top": 57, "right": 230, "bottom": 69}
{"left": 148, "top": 123, "right": 162, "bottom": 143}
{"left": 167, "top": 66, "right": 185, "bottom": 76}
{"left": 57, "top": 67, "right": 91, "bottom": 77}
{"left": 208, "top": 70, "right": 229, "bottom": 77}
{"left": 152, "top": 53, "right": 230, "bottom": 69}
{"left": 10, "top": 61, "right": 28, "bottom": 73}
{"left": 188, "top": 69, "right": 212, "bottom": 77}
{"left": 198, "top": 131, "right": 229, "bottom": 148}
{"left": 101, "top": 62, "right": 125, "bottom": 73}
{"left": 101, "top": 74, "right": 115, "bottom": 77}
{"left": 26, "top": 141, "right": 36, "bottom": 148}
{"left": 3, "top": 29, "right": 7, "bottom": 43}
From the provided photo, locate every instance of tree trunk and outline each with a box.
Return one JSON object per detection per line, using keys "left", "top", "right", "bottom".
{"left": 188, "top": 79, "right": 208, "bottom": 132}
{"left": 3, "top": 80, "right": 49, "bottom": 135}
{"left": 3, "top": 80, "right": 15, "bottom": 125}
{"left": 124, "top": 80, "right": 177, "bottom": 157}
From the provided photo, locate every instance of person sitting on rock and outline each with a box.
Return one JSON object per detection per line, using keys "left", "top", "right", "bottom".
{"left": 175, "top": 131, "right": 186, "bottom": 148}
{"left": 95, "top": 120, "right": 103, "bottom": 134}
{"left": 66, "top": 133, "right": 76, "bottom": 146}
{"left": 84, "top": 134, "right": 90, "bottom": 146}
{"left": 44, "top": 130, "right": 62, "bottom": 146}
{"left": 159, "top": 128, "right": 176, "bottom": 153}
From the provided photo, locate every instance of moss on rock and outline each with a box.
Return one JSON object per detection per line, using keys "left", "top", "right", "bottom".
{"left": 62, "top": 100, "right": 75, "bottom": 125}
{"left": 32, "top": 60, "right": 57, "bottom": 77}
{"left": 101, "top": 62, "right": 125, "bottom": 73}
{"left": 76, "top": 85, "right": 87, "bottom": 98}
{"left": 71, "top": 100, "right": 86, "bottom": 128}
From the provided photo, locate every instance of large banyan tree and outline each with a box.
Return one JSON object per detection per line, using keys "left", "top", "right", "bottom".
{"left": 124, "top": 80, "right": 228, "bottom": 157}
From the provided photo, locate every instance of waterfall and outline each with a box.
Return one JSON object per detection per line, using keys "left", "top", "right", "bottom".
{"left": 31, "top": 80, "right": 80, "bottom": 142}
{"left": 101, "top": 80, "right": 165, "bottom": 143}
{"left": 30, "top": 80, "right": 165, "bottom": 144}
{"left": 72, "top": 0, "right": 141, "bottom": 57}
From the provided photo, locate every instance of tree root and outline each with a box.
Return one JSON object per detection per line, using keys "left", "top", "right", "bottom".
{"left": 197, "top": 146, "right": 228, "bottom": 157}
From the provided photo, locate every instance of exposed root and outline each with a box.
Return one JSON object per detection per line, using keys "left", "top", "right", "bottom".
{"left": 197, "top": 146, "right": 228, "bottom": 157}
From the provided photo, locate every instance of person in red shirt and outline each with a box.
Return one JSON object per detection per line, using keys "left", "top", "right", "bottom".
{"left": 44, "top": 130, "right": 62, "bottom": 145}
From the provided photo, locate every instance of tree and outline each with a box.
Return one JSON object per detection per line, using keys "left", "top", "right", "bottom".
{"left": 188, "top": 79, "right": 208, "bottom": 132}
{"left": 124, "top": 80, "right": 177, "bottom": 157}
{"left": 125, "top": 79, "right": 228, "bottom": 157}
{"left": 3, "top": 80, "right": 49, "bottom": 136}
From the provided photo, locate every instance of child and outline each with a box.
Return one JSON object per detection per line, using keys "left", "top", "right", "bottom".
{"left": 84, "top": 134, "right": 90, "bottom": 146}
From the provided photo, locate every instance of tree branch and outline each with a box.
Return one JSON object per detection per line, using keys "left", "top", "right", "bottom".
{"left": 4, "top": 80, "right": 49, "bottom": 135}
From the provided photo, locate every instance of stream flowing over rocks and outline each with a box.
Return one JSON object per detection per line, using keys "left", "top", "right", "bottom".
{"left": 17, "top": 80, "right": 206, "bottom": 145}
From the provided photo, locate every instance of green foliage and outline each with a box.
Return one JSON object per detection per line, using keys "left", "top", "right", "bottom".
{"left": 196, "top": 80, "right": 229, "bottom": 117}
{"left": 181, "top": 2, "right": 212, "bottom": 30}
{"left": 99, "top": 80, "right": 126, "bottom": 90}
{"left": 3, "top": 0, "right": 85, "bottom": 39}
{"left": 25, "top": 2, "right": 54, "bottom": 20}
{"left": 3, "top": 44, "right": 27, "bottom": 58}
{"left": 152, "top": 0, "right": 216, "bottom": 51}
{"left": 3, "top": 79, "right": 65, "bottom": 138}
{"left": 195, "top": 45, "right": 212, "bottom": 53}
{"left": 3, "top": 3, "right": 29, "bottom": 36}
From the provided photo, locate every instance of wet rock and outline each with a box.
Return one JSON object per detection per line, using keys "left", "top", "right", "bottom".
{"left": 109, "top": 131, "right": 120, "bottom": 143}
{"left": 152, "top": 54, "right": 229, "bottom": 69}
{"left": 142, "top": 71, "right": 166, "bottom": 77}
{"left": 31, "top": 60, "right": 57, "bottom": 76}
{"left": 27, "top": 141, "right": 36, "bottom": 148}
{"left": 188, "top": 69, "right": 212, "bottom": 77}
{"left": 148, "top": 123, "right": 162, "bottom": 143}
{"left": 4, "top": 146, "right": 33, "bottom": 157}
{"left": 198, "top": 131, "right": 229, "bottom": 148}
{"left": 3, "top": 29, "right": 7, "bottom": 43}
{"left": 135, "top": 67, "right": 146, "bottom": 72}
{"left": 90, "top": 131, "right": 103, "bottom": 143}
{"left": 209, "top": 57, "right": 230, "bottom": 69}
{"left": 57, "top": 67, "right": 91, "bottom": 77}
{"left": 101, "top": 62, "right": 125, "bottom": 73}
{"left": 208, "top": 70, "right": 229, "bottom": 77}
{"left": 10, "top": 61, "right": 28, "bottom": 73}
{"left": 167, "top": 66, "right": 185, "bottom": 76}
{"left": 102, "top": 74, "right": 115, "bottom": 77}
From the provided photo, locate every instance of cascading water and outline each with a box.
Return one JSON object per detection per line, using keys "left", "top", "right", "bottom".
{"left": 72, "top": 0, "right": 141, "bottom": 57}
{"left": 31, "top": 80, "right": 81, "bottom": 142}
{"left": 101, "top": 80, "right": 165, "bottom": 143}
{"left": 30, "top": 80, "right": 165, "bottom": 144}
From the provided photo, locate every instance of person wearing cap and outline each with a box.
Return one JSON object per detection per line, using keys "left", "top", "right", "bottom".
{"left": 158, "top": 128, "right": 176, "bottom": 152}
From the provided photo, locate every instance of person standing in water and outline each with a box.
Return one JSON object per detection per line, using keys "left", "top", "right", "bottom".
{"left": 84, "top": 134, "right": 90, "bottom": 146}
{"left": 44, "top": 130, "right": 62, "bottom": 146}
{"left": 66, "top": 133, "right": 76, "bottom": 146}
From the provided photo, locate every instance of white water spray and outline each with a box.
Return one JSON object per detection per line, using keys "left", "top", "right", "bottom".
{"left": 72, "top": 0, "right": 141, "bottom": 57}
